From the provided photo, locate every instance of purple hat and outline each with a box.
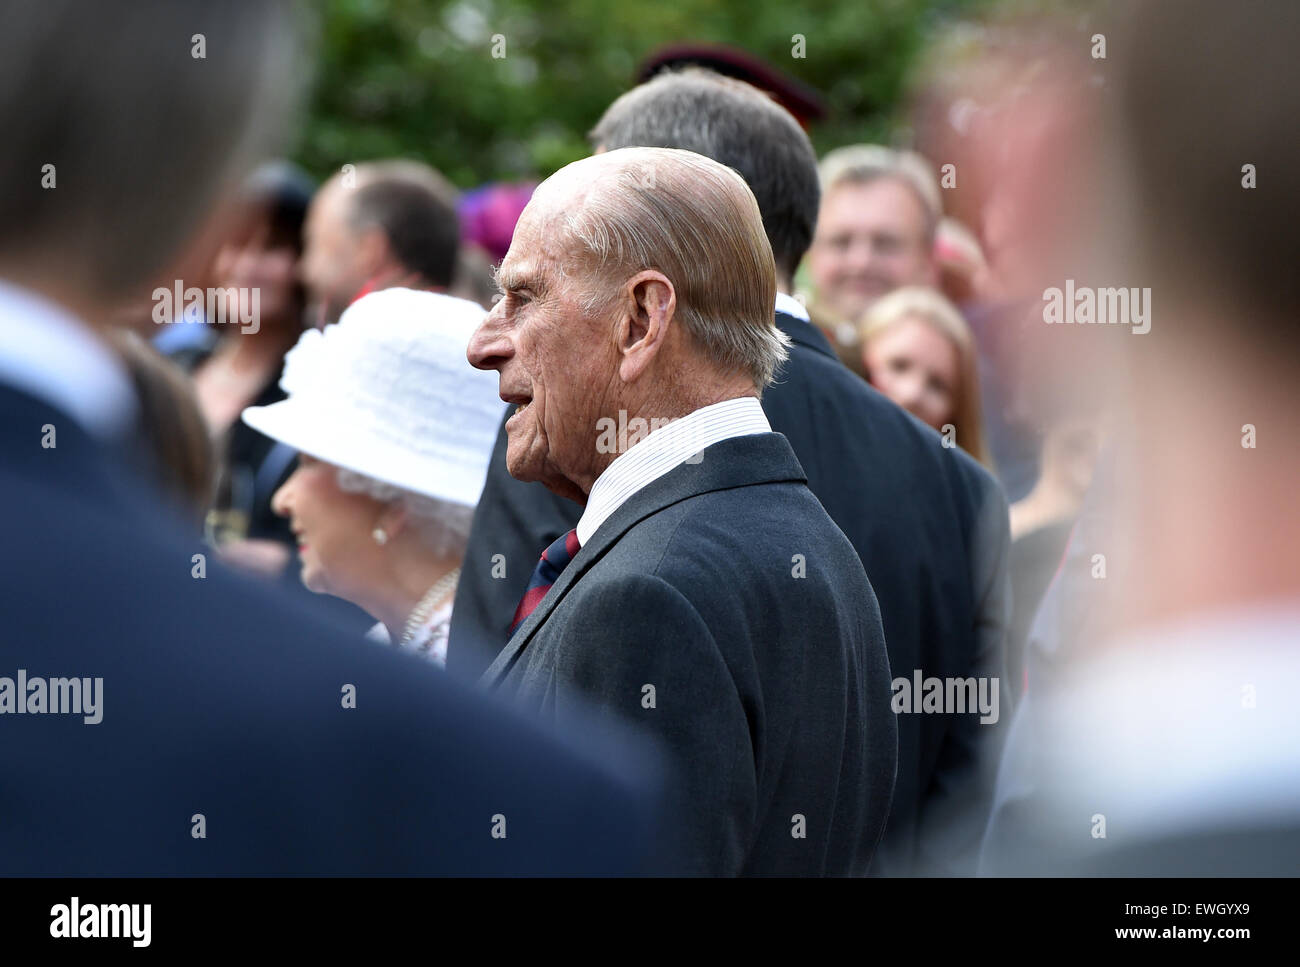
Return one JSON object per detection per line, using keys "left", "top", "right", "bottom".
{"left": 458, "top": 181, "right": 537, "bottom": 263}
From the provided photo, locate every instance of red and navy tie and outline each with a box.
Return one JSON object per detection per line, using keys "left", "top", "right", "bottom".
{"left": 509, "top": 528, "right": 581, "bottom": 636}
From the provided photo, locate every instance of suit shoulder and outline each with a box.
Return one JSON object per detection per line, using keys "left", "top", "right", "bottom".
{"left": 600, "top": 482, "right": 870, "bottom": 613}
{"left": 772, "top": 344, "right": 1003, "bottom": 505}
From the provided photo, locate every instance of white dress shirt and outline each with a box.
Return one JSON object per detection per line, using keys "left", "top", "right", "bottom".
{"left": 575, "top": 396, "right": 772, "bottom": 546}
{"left": 775, "top": 291, "right": 810, "bottom": 322}
{"left": 0, "top": 280, "right": 137, "bottom": 438}
{"left": 575, "top": 298, "right": 795, "bottom": 543}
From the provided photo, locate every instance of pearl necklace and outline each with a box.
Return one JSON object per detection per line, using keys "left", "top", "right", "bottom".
{"left": 399, "top": 567, "right": 461, "bottom": 648}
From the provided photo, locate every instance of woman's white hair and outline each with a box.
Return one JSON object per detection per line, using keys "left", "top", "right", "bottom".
{"left": 335, "top": 467, "right": 474, "bottom": 558}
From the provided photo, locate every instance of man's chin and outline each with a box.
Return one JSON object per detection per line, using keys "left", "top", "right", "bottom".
{"left": 504, "top": 458, "right": 537, "bottom": 484}
{"left": 504, "top": 441, "right": 543, "bottom": 485}
{"left": 505, "top": 447, "right": 587, "bottom": 504}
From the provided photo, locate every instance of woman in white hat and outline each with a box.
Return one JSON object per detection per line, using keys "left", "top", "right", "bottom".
{"left": 241, "top": 287, "right": 503, "bottom": 666}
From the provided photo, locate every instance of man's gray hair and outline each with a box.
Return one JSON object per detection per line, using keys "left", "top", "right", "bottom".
{"left": 818, "top": 144, "right": 942, "bottom": 244}
{"left": 0, "top": 0, "right": 307, "bottom": 297}
{"left": 335, "top": 468, "right": 474, "bottom": 559}
{"left": 562, "top": 147, "right": 788, "bottom": 388}
{"left": 589, "top": 68, "right": 821, "bottom": 283}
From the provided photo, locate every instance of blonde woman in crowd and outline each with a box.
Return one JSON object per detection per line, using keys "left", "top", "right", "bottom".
{"left": 858, "top": 285, "right": 991, "bottom": 467}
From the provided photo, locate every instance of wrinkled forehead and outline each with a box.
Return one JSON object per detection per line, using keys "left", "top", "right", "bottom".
{"left": 500, "top": 172, "right": 598, "bottom": 273}
{"left": 499, "top": 205, "right": 565, "bottom": 281}
{"left": 524, "top": 163, "right": 599, "bottom": 228}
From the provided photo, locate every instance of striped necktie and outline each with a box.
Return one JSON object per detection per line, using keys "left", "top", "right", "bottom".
{"left": 509, "top": 529, "right": 580, "bottom": 636}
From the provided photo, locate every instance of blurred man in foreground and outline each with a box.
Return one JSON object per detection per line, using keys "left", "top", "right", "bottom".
{"left": 0, "top": 0, "right": 657, "bottom": 875}
{"left": 981, "top": 0, "right": 1300, "bottom": 873}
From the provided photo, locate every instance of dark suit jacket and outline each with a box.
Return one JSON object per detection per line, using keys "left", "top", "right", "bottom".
{"left": 451, "top": 312, "right": 1011, "bottom": 875}
{"left": 481, "top": 432, "right": 898, "bottom": 875}
{"left": 0, "top": 381, "right": 659, "bottom": 874}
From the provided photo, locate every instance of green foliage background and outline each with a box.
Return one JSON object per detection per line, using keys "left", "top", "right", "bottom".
{"left": 299, "top": 0, "right": 997, "bottom": 189}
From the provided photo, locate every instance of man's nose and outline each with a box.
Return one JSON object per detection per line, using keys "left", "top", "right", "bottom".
{"left": 270, "top": 475, "right": 294, "bottom": 518}
{"left": 467, "top": 301, "right": 513, "bottom": 371}
{"left": 846, "top": 239, "right": 876, "bottom": 272}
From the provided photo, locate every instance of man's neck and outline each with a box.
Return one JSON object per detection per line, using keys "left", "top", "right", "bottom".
{"left": 1120, "top": 339, "right": 1300, "bottom": 630}
{"left": 0, "top": 277, "right": 140, "bottom": 438}
{"left": 3, "top": 273, "right": 106, "bottom": 331}
{"left": 577, "top": 381, "right": 760, "bottom": 494}
{"left": 571, "top": 394, "right": 772, "bottom": 546}
{"left": 355, "top": 266, "right": 439, "bottom": 301}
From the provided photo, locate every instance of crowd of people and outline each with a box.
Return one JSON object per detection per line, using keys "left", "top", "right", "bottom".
{"left": 2, "top": 0, "right": 1295, "bottom": 876}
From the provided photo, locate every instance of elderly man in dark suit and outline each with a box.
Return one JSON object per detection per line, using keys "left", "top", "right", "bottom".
{"left": 0, "top": 0, "right": 657, "bottom": 875}
{"left": 466, "top": 146, "right": 898, "bottom": 875}
{"left": 451, "top": 69, "right": 1010, "bottom": 874}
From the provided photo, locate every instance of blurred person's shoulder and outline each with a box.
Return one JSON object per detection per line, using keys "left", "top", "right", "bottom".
{"left": 771, "top": 312, "right": 1004, "bottom": 515}
{"left": 0, "top": 394, "right": 661, "bottom": 873}
{"left": 1032, "top": 603, "right": 1300, "bottom": 874}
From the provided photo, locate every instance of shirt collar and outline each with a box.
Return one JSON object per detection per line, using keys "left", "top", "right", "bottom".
{"left": 775, "top": 291, "right": 810, "bottom": 322}
{"left": 576, "top": 396, "right": 771, "bottom": 545}
{"left": 0, "top": 280, "right": 138, "bottom": 439}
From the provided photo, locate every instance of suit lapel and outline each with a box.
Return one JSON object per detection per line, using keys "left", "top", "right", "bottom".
{"left": 478, "top": 431, "right": 808, "bottom": 689}
{"left": 480, "top": 532, "right": 600, "bottom": 688}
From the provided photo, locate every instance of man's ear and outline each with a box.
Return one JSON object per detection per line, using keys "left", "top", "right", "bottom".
{"left": 616, "top": 271, "right": 675, "bottom": 383}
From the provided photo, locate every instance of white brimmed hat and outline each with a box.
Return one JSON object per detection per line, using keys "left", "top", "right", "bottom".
{"left": 241, "top": 288, "right": 503, "bottom": 508}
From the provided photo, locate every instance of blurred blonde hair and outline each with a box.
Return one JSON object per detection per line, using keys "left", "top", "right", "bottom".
{"left": 109, "top": 330, "right": 215, "bottom": 530}
{"left": 859, "top": 286, "right": 990, "bottom": 467}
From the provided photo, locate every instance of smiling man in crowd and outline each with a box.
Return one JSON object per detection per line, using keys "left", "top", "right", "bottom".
{"left": 467, "top": 146, "right": 898, "bottom": 875}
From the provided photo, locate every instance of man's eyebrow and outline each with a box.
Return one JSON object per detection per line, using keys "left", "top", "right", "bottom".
{"left": 494, "top": 263, "right": 543, "bottom": 294}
